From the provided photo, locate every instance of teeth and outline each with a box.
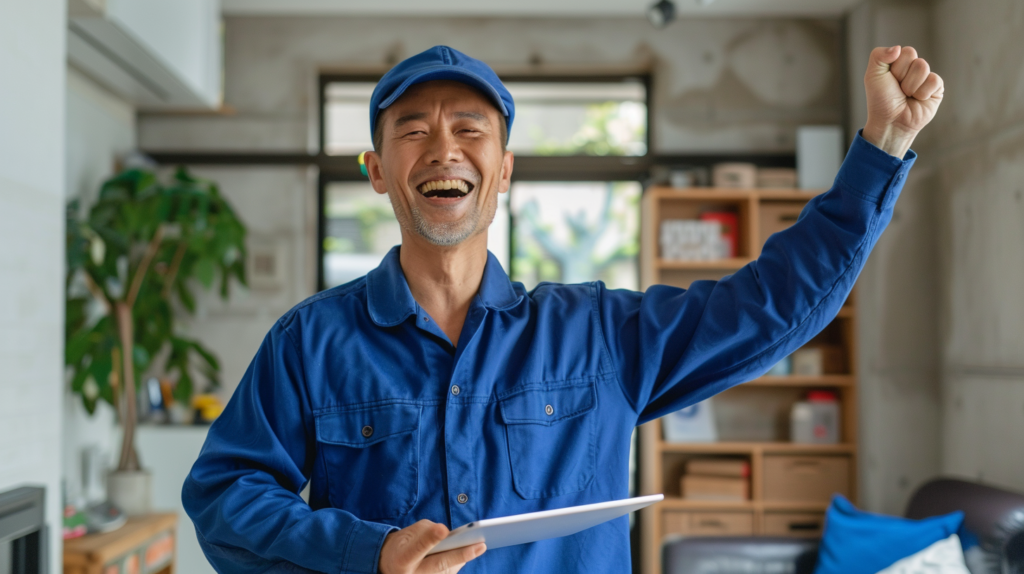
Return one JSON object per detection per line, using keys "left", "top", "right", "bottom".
{"left": 418, "top": 180, "right": 470, "bottom": 194}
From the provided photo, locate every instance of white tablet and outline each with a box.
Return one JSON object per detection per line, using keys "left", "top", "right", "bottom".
{"left": 427, "top": 494, "right": 664, "bottom": 555}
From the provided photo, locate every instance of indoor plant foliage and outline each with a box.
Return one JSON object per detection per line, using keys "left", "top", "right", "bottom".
{"left": 65, "top": 167, "right": 247, "bottom": 474}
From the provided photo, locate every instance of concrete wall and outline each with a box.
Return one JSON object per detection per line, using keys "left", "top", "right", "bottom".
{"left": 0, "top": 0, "right": 67, "bottom": 566}
{"left": 930, "top": 0, "right": 1024, "bottom": 493}
{"left": 846, "top": 0, "right": 943, "bottom": 515}
{"left": 141, "top": 15, "right": 845, "bottom": 154}
{"left": 63, "top": 66, "right": 138, "bottom": 504}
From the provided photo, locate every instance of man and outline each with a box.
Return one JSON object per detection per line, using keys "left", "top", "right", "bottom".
{"left": 184, "top": 45, "right": 943, "bottom": 574}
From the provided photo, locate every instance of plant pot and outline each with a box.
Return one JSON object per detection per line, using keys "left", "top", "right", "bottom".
{"left": 107, "top": 469, "right": 152, "bottom": 516}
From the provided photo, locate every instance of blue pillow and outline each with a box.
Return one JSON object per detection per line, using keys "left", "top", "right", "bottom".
{"left": 814, "top": 495, "right": 965, "bottom": 574}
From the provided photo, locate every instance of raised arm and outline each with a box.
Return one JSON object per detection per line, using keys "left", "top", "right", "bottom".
{"left": 598, "top": 46, "right": 943, "bottom": 423}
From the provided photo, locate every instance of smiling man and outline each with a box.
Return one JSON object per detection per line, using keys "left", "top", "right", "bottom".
{"left": 184, "top": 45, "right": 943, "bottom": 574}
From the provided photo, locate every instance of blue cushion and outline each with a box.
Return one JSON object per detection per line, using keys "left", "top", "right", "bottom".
{"left": 814, "top": 495, "right": 965, "bottom": 574}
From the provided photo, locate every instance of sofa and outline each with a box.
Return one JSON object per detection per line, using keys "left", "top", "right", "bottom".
{"left": 662, "top": 478, "right": 1024, "bottom": 574}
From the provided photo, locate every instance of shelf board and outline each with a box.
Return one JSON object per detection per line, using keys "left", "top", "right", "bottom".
{"left": 756, "top": 189, "right": 826, "bottom": 200}
{"left": 659, "top": 441, "right": 856, "bottom": 454}
{"left": 744, "top": 375, "right": 855, "bottom": 387}
{"left": 647, "top": 187, "right": 826, "bottom": 201}
{"left": 657, "top": 499, "right": 830, "bottom": 512}
{"left": 657, "top": 257, "right": 753, "bottom": 270}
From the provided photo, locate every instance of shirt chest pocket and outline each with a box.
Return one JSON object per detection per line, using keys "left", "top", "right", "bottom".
{"left": 498, "top": 381, "right": 597, "bottom": 500}
{"left": 314, "top": 404, "right": 421, "bottom": 520}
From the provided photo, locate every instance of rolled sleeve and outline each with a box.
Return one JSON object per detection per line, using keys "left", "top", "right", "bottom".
{"left": 836, "top": 130, "right": 917, "bottom": 210}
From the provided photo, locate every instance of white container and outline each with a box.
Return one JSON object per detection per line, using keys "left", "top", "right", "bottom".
{"left": 797, "top": 125, "right": 844, "bottom": 190}
{"left": 663, "top": 399, "right": 718, "bottom": 443}
{"left": 790, "top": 396, "right": 839, "bottom": 444}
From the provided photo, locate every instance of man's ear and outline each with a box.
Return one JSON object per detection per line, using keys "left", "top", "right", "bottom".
{"left": 498, "top": 150, "right": 514, "bottom": 194}
{"left": 364, "top": 151, "right": 387, "bottom": 195}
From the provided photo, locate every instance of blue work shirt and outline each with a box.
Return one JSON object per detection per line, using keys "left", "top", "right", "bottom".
{"left": 183, "top": 133, "right": 914, "bottom": 574}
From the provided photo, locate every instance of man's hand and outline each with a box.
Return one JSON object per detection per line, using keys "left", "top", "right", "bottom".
{"left": 863, "top": 45, "right": 944, "bottom": 158}
{"left": 378, "top": 520, "right": 486, "bottom": 574}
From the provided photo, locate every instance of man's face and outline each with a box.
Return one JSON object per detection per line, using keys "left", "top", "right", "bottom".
{"left": 364, "top": 80, "right": 514, "bottom": 248}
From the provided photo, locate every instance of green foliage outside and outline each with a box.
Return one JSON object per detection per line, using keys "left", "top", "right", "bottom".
{"left": 512, "top": 182, "right": 640, "bottom": 288}
{"left": 530, "top": 101, "right": 646, "bottom": 157}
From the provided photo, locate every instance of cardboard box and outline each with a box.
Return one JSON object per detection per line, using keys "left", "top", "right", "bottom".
{"left": 685, "top": 458, "right": 750, "bottom": 478}
{"left": 663, "top": 511, "right": 754, "bottom": 536}
{"left": 758, "top": 202, "right": 804, "bottom": 245}
{"left": 681, "top": 475, "right": 750, "bottom": 501}
{"left": 763, "top": 455, "right": 850, "bottom": 504}
{"left": 757, "top": 168, "right": 798, "bottom": 189}
{"left": 712, "top": 163, "right": 757, "bottom": 188}
{"left": 762, "top": 512, "right": 825, "bottom": 537}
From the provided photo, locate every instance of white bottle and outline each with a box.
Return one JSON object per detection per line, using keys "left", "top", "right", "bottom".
{"left": 790, "top": 391, "right": 840, "bottom": 444}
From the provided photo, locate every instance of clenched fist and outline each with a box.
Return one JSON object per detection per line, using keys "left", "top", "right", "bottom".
{"left": 379, "top": 519, "right": 486, "bottom": 574}
{"left": 863, "top": 45, "right": 944, "bottom": 158}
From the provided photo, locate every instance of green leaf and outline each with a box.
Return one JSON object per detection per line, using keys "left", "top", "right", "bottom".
{"left": 194, "top": 258, "right": 216, "bottom": 289}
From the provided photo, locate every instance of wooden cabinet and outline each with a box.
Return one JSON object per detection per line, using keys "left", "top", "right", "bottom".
{"left": 638, "top": 187, "right": 859, "bottom": 574}
{"left": 663, "top": 510, "right": 754, "bottom": 536}
{"left": 64, "top": 513, "right": 177, "bottom": 574}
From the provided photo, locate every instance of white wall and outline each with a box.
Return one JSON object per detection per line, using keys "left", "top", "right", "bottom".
{"left": 106, "top": 0, "right": 223, "bottom": 105}
{"left": 63, "top": 66, "right": 138, "bottom": 505}
{"left": 0, "top": 0, "right": 67, "bottom": 567}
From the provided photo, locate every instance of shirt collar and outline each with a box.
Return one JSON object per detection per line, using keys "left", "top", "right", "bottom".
{"left": 366, "top": 246, "right": 523, "bottom": 327}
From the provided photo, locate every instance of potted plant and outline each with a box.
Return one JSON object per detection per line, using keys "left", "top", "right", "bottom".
{"left": 65, "top": 167, "right": 247, "bottom": 514}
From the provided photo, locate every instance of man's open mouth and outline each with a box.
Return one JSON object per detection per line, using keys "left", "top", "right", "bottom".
{"left": 417, "top": 179, "right": 474, "bottom": 198}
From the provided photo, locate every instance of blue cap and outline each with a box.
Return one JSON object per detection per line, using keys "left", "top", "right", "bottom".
{"left": 369, "top": 46, "right": 514, "bottom": 145}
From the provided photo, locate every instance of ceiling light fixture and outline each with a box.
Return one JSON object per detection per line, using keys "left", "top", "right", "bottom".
{"left": 647, "top": 0, "right": 676, "bottom": 28}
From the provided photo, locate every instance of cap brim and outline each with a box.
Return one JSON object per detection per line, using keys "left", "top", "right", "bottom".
{"left": 377, "top": 65, "right": 509, "bottom": 117}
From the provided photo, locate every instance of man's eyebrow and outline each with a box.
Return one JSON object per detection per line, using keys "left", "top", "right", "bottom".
{"left": 392, "top": 113, "right": 428, "bottom": 129}
{"left": 453, "top": 111, "right": 489, "bottom": 123}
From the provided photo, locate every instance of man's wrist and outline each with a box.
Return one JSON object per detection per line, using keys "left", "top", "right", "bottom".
{"left": 862, "top": 122, "right": 915, "bottom": 159}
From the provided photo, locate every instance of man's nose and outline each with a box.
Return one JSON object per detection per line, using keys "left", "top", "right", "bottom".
{"left": 426, "top": 129, "right": 463, "bottom": 164}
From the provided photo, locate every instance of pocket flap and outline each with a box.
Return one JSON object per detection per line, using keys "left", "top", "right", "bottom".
{"left": 315, "top": 404, "right": 421, "bottom": 447}
{"left": 499, "top": 383, "right": 596, "bottom": 426}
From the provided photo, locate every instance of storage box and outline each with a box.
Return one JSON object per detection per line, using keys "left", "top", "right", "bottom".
{"left": 712, "top": 163, "right": 757, "bottom": 188}
{"left": 758, "top": 202, "right": 804, "bottom": 245}
{"left": 686, "top": 458, "right": 750, "bottom": 478}
{"left": 763, "top": 455, "right": 850, "bottom": 504}
{"left": 762, "top": 512, "right": 825, "bottom": 537}
{"left": 663, "top": 511, "right": 754, "bottom": 536}
{"left": 757, "top": 168, "right": 798, "bottom": 189}
{"left": 681, "top": 475, "right": 750, "bottom": 501}
{"left": 791, "top": 345, "right": 847, "bottom": 376}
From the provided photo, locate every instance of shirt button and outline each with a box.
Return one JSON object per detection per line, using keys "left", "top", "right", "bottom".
{"left": 361, "top": 425, "right": 373, "bottom": 438}
{"left": 457, "top": 493, "right": 469, "bottom": 504}
{"left": 451, "top": 385, "right": 460, "bottom": 396}
{"left": 545, "top": 404, "right": 554, "bottom": 416}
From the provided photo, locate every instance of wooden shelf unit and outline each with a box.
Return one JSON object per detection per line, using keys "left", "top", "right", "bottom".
{"left": 638, "top": 187, "right": 859, "bottom": 574}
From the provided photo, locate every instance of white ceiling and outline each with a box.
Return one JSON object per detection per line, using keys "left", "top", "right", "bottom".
{"left": 222, "top": 0, "right": 864, "bottom": 18}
